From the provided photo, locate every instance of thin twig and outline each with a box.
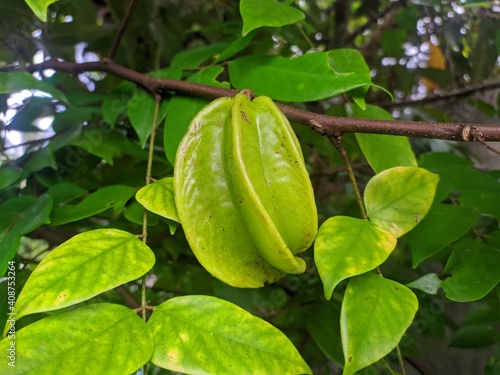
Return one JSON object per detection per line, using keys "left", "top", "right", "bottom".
{"left": 1, "top": 135, "right": 54, "bottom": 152}
{"left": 342, "top": 0, "right": 408, "bottom": 46}
{"left": 107, "top": 0, "right": 140, "bottom": 61}
{"left": 377, "top": 80, "right": 500, "bottom": 108}
{"left": 327, "top": 131, "right": 368, "bottom": 220}
{"left": 4, "top": 59, "right": 500, "bottom": 142}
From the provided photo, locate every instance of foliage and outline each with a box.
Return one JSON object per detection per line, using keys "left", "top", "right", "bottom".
{"left": 1, "top": 0, "right": 499, "bottom": 374}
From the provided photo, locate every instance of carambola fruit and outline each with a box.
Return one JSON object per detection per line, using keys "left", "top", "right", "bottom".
{"left": 174, "top": 93, "right": 317, "bottom": 287}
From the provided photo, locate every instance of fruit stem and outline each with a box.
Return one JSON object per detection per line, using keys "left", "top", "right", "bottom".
{"left": 328, "top": 133, "right": 368, "bottom": 220}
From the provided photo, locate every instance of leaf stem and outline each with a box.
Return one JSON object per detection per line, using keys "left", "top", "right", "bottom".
{"left": 328, "top": 132, "right": 368, "bottom": 220}
{"left": 396, "top": 344, "right": 406, "bottom": 375}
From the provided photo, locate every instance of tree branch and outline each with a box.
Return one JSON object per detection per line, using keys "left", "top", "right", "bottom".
{"left": 377, "top": 80, "right": 500, "bottom": 108}
{"left": 6, "top": 58, "right": 500, "bottom": 142}
{"left": 107, "top": 0, "right": 140, "bottom": 61}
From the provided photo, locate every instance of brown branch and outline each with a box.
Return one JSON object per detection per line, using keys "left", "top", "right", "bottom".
{"left": 377, "top": 80, "right": 500, "bottom": 108}
{"left": 107, "top": 0, "right": 140, "bottom": 61}
{"left": 5, "top": 59, "right": 500, "bottom": 142}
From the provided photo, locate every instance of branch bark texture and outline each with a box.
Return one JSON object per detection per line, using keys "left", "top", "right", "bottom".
{"left": 14, "top": 58, "right": 500, "bottom": 142}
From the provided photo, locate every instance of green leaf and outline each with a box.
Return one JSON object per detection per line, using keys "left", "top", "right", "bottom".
{"left": 459, "top": 190, "right": 500, "bottom": 219}
{"left": 304, "top": 301, "right": 344, "bottom": 365}
{"left": 148, "top": 295, "right": 312, "bottom": 374}
{"left": 127, "top": 90, "right": 168, "bottom": 148}
{"left": 0, "top": 72, "right": 67, "bottom": 103}
{"left": 12, "top": 229, "right": 155, "bottom": 321}
{"left": 164, "top": 66, "right": 229, "bottom": 165}
{"left": 24, "top": 0, "right": 59, "bottom": 22}
{"left": 46, "top": 183, "right": 87, "bottom": 204}
{"left": 315, "top": 216, "right": 397, "bottom": 299}
{"left": 406, "top": 273, "right": 442, "bottom": 295}
{"left": 406, "top": 204, "right": 480, "bottom": 267}
{"left": 214, "top": 30, "right": 258, "bottom": 63}
{"left": 101, "top": 81, "right": 134, "bottom": 126}
{"left": 228, "top": 52, "right": 373, "bottom": 102}
{"left": 0, "top": 166, "right": 22, "bottom": 190}
{"left": 341, "top": 273, "right": 418, "bottom": 375}
{"left": 346, "top": 104, "right": 417, "bottom": 173}
{"left": 364, "top": 167, "right": 439, "bottom": 238}
{"left": 50, "top": 185, "right": 136, "bottom": 225}
{"left": 0, "top": 195, "right": 53, "bottom": 277}
{"left": 0, "top": 303, "right": 153, "bottom": 374}
{"left": 450, "top": 324, "right": 500, "bottom": 349}
{"left": 136, "top": 177, "right": 179, "bottom": 222}
{"left": 240, "top": 0, "right": 305, "bottom": 36}
{"left": 441, "top": 239, "right": 500, "bottom": 302}
{"left": 171, "top": 42, "right": 229, "bottom": 69}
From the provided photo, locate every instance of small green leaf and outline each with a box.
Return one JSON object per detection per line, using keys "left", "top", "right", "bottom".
{"left": 315, "top": 216, "right": 397, "bottom": 299}
{"left": 127, "top": 90, "right": 168, "bottom": 148}
{"left": 214, "top": 30, "right": 258, "bottom": 63}
{"left": 346, "top": 104, "right": 417, "bottom": 173}
{"left": 149, "top": 295, "right": 312, "bottom": 374}
{"left": 406, "top": 204, "right": 480, "bottom": 267}
{"left": 24, "top": 0, "right": 59, "bottom": 22}
{"left": 0, "top": 72, "right": 67, "bottom": 103}
{"left": 171, "top": 42, "right": 229, "bottom": 69}
{"left": 0, "top": 303, "right": 153, "bottom": 374}
{"left": 341, "top": 273, "right": 418, "bottom": 375}
{"left": 406, "top": 273, "right": 442, "bottom": 295}
{"left": 101, "top": 81, "right": 135, "bottom": 126}
{"left": 0, "top": 166, "right": 22, "bottom": 190}
{"left": 364, "top": 166, "right": 439, "bottom": 238}
{"left": 46, "top": 183, "right": 87, "bottom": 204}
{"left": 136, "top": 177, "right": 179, "bottom": 222}
{"left": 304, "top": 301, "right": 344, "bottom": 365}
{"left": 50, "top": 185, "right": 136, "bottom": 225}
{"left": 0, "top": 195, "right": 53, "bottom": 277}
{"left": 164, "top": 66, "right": 229, "bottom": 165}
{"left": 441, "top": 239, "right": 500, "bottom": 302}
{"left": 229, "top": 52, "right": 372, "bottom": 102}
{"left": 450, "top": 324, "right": 500, "bottom": 349}
{"left": 240, "top": 0, "right": 305, "bottom": 36}
{"left": 12, "top": 229, "right": 155, "bottom": 321}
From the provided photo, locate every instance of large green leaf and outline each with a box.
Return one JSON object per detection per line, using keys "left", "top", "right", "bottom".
{"left": 228, "top": 52, "right": 372, "bottom": 102}
{"left": 164, "top": 66, "right": 230, "bottom": 165}
{"left": 441, "top": 239, "right": 500, "bottom": 302}
{"left": 240, "top": 0, "right": 305, "bottom": 36}
{"left": 50, "top": 185, "right": 136, "bottom": 225}
{"left": 0, "top": 72, "right": 67, "bottom": 103}
{"left": 11, "top": 229, "right": 155, "bottom": 321}
{"left": 315, "top": 216, "right": 397, "bottom": 299}
{"left": 0, "top": 195, "right": 53, "bottom": 277}
{"left": 346, "top": 104, "right": 417, "bottom": 173}
{"left": 364, "top": 167, "right": 439, "bottom": 238}
{"left": 341, "top": 273, "right": 418, "bottom": 375}
{"left": 0, "top": 303, "right": 153, "bottom": 374}
{"left": 406, "top": 204, "right": 480, "bottom": 267}
{"left": 148, "top": 295, "right": 312, "bottom": 374}
{"left": 329, "top": 49, "right": 382, "bottom": 108}
{"left": 136, "top": 177, "right": 178, "bottom": 222}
